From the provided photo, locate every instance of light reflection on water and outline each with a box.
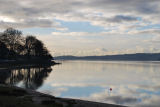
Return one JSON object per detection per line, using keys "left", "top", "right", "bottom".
{"left": 0, "top": 61, "right": 160, "bottom": 106}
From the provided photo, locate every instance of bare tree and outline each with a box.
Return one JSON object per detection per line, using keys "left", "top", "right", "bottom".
{"left": 0, "top": 28, "right": 53, "bottom": 60}
{"left": 25, "top": 36, "right": 37, "bottom": 57}
{"left": 0, "top": 28, "right": 25, "bottom": 55}
{"left": 25, "top": 35, "right": 52, "bottom": 59}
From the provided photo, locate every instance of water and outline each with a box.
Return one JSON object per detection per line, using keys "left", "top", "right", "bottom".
{"left": 0, "top": 60, "right": 160, "bottom": 106}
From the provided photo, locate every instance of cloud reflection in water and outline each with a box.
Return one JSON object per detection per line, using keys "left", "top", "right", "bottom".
{"left": 39, "top": 61, "right": 160, "bottom": 106}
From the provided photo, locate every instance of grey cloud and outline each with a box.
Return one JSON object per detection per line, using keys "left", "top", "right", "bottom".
{"left": 138, "top": 96, "right": 160, "bottom": 107}
{"left": 0, "top": 0, "right": 76, "bottom": 28}
{"left": 25, "top": 19, "right": 59, "bottom": 27}
{"left": 139, "top": 29, "right": 160, "bottom": 34}
{"left": 0, "top": 19, "right": 61, "bottom": 29}
{"left": 107, "top": 15, "right": 138, "bottom": 23}
{"left": 129, "top": 29, "right": 160, "bottom": 35}
{"left": 89, "top": 0, "right": 159, "bottom": 14}
{"left": 0, "top": 0, "right": 160, "bottom": 29}
{"left": 105, "top": 96, "right": 138, "bottom": 104}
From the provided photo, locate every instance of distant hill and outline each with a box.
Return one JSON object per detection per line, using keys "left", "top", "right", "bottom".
{"left": 54, "top": 53, "right": 160, "bottom": 61}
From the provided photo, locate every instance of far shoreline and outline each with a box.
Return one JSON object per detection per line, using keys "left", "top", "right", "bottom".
{"left": 54, "top": 53, "right": 160, "bottom": 61}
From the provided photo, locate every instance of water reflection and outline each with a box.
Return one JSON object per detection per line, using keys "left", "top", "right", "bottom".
{"left": 0, "top": 65, "right": 52, "bottom": 90}
{"left": 38, "top": 61, "right": 160, "bottom": 107}
{"left": 1, "top": 61, "right": 160, "bottom": 106}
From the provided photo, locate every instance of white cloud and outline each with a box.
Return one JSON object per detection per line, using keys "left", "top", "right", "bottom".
{"left": 37, "top": 31, "right": 160, "bottom": 56}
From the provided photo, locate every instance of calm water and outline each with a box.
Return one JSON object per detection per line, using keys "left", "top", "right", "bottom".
{"left": 0, "top": 61, "right": 160, "bottom": 106}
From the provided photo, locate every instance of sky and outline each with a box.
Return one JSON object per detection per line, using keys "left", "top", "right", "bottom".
{"left": 0, "top": 0, "right": 160, "bottom": 56}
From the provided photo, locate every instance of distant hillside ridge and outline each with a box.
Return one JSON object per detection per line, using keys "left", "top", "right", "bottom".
{"left": 54, "top": 53, "right": 160, "bottom": 61}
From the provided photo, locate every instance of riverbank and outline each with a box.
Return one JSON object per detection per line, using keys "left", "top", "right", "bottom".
{"left": 0, "top": 85, "right": 125, "bottom": 107}
{"left": 0, "top": 60, "right": 60, "bottom": 69}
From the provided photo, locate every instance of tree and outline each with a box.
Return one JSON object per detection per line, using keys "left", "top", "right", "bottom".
{"left": 3, "top": 28, "right": 24, "bottom": 50}
{"left": 0, "top": 28, "right": 25, "bottom": 57}
{"left": 25, "top": 36, "right": 37, "bottom": 57}
{"left": 0, "top": 28, "right": 53, "bottom": 60}
{"left": 0, "top": 41, "right": 9, "bottom": 59}
{"left": 34, "top": 40, "right": 44, "bottom": 56}
{"left": 34, "top": 39, "right": 51, "bottom": 57}
{"left": 25, "top": 35, "right": 52, "bottom": 59}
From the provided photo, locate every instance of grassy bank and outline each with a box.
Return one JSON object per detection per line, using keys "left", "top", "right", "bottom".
{"left": 0, "top": 85, "right": 125, "bottom": 107}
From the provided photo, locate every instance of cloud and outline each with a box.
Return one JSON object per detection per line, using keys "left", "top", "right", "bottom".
{"left": 0, "top": 19, "right": 62, "bottom": 29}
{"left": 105, "top": 96, "right": 137, "bottom": 104}
{"left": 107, "top": 15, "right": 138, "bottom": 23}
{"left": 1, "top": 0, "right": 160, "bottom": 56}
{"left": 0, "top": 0, "right": 160, "bottom": 29}
{"left": 38, "top": 31, "right": 160, "bottom": 56}
{"left": 139, "top": 95, "right": 160, "bottom": 107}
{"left": 88, "top": 0, "right": 160, "bottom": 14}
{"left": 128, "top": 29, "right": 160, "bottom": 35}
{"left": 86, "top": 85, "right": 160, "bottom": 106}
{"left": 39, "top": 87, "right": 68, "bottom": 96}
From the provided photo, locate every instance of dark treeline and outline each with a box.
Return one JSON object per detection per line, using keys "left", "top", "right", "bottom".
{"left": 0, "top": 28, "right": 52, "bottom": 61}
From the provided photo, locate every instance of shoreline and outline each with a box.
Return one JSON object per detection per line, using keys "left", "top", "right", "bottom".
{"left": 0, "top": 85, "right": 126, "bottom": 107}
{"left": 0, "top": 60, "right": 60, "bottom": 69}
